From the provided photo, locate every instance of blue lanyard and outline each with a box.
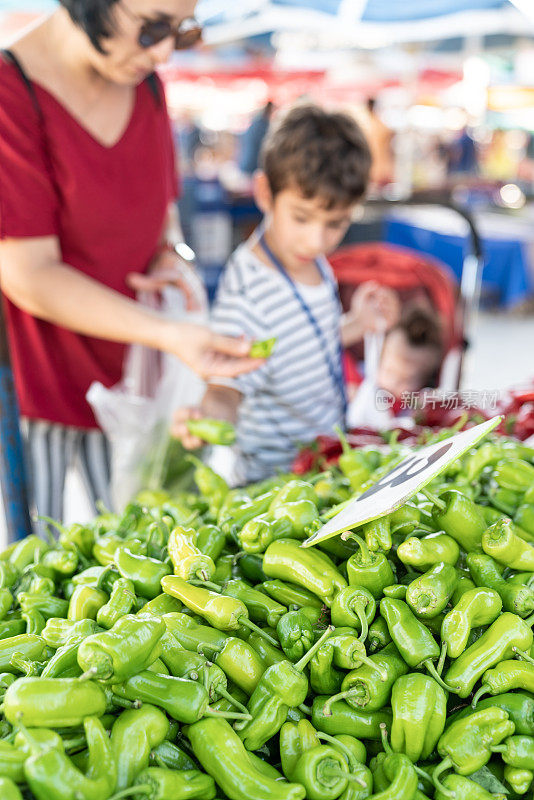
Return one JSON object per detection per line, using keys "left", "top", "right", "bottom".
{"left": 258, "top": 233, "right": 347, "bottom": 416}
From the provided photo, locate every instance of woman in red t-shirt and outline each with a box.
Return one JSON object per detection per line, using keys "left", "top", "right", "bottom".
{"left": 0, "top": 0, "right": 263, "bottom": 522}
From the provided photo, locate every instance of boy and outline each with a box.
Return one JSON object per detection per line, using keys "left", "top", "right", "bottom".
{"left": 347, "top": 306, "right": 444, "bottom": 429}
{"left": 173, "top": 103, "right": 372, "bottom": 482}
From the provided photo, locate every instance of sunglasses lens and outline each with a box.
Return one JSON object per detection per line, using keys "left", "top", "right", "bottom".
{"left": 138, "top": 19, "right": 171, "bottom": 48}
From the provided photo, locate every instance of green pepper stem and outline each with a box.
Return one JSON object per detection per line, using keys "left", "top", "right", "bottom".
{"left": 471, "top": 685, "right": 490, "bottom": 708}
{"left": 524, "top": 612, "right": 534, "bottom": 627}
{"left": 345, "top": 533, "right": 373, "bottom": 566}
{"left": 351, "top": 600, "right": 368, "bottom": 643}
{"left": 379, "top": 722, "right": 392, "bottom": 754}
{"left": 317, "top": 733, "right": 357, "bottom": 766}
{"left": 36, "top": 514, "right": 68, "bottom": 541}
{"left": 78, "top": 668, "right": 99, "bottom": 682}
{"left": 513, "top": 647, "right": 534, "bottom": 665}
{"left": 295, "top": 625, "right": 334, "bottom": 672}
{"left": 238, "top": 617, "right": 279, "bottom": 647}
{"left": 216, "top": 687, "right": 249, "bottom": 715}
{"left": 107, "top": 785, "right": 152, "bottom": 800}
{"left": 322, "top": 768, "right": 366, "bottom": 786}
{"left": 491, "top": 745, "right": 506, "bottom": 754}
{"left": 334, "top": 425, "right": 351, "bottom": 456}
{"left": 190, "top": 578, "right": 221, "bottom": 591}
{"left": 355, "top": 654, "right": 388, "bottom": 682}
{"left": 298, "top": 703, "right": 312, "bottom": 715}
{"left": 432, "top": 757, "right": 455, "bottom": 798}
{"left": 420, "top": 488, "right": 446, "bottom": 511}
{"left": 423, "top": 660, "right": 460, "bottom": 694}
{"left": 415, "top": 765, "right": 433, "bottom": 786}
{"left": 322, "top": 687, "right": 365, "bottom": 717}
{"left": 437, "top": 641, "right": 448, "bottom": 677}
{"left": 205, "top": 708, "right": 252, "bottom": 721}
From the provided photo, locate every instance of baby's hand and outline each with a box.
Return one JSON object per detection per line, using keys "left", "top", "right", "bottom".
{"left": 350, "top": 282, "right": 401, "bottom": 334}
{"left": 171, "top": 406, "right": 204, "bottom": 450}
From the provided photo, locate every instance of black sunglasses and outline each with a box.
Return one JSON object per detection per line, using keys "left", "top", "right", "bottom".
{"left": 121, "top": 4, "right": 202, "bottom": 50}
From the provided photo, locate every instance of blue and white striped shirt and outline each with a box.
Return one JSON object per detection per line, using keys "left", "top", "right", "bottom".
{"left": 210, "top": 240, "right": 345, "bottom": 482}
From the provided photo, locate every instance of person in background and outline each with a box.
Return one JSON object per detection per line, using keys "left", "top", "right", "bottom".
{"left": 239, "top": 100, "right": 275, "bottom": 176}
{"left": 363, "top": 96, "right": 395, "bottom": 187}
{"left": 0, "top": 0, "right": 262, "bottom": 523}
{"left": 173, "top": 102, "right": 372, "bottom": 482}
{"left": 447, "top": 124, "right": 478, "bottom": 176}
{"left": 347, "top": 306, "right": 444, "bottom": 429}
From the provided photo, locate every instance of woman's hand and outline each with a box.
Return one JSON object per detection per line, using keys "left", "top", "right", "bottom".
{"left": 172, "top": 406, "right": 204, "bottom": 449}
{"left": 166, "top": 321, "right": 265, "bottom": 379}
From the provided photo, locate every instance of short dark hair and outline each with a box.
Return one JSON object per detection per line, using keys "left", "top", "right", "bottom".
{"left": 59, "top": 0, "right": 120, "bottom": 53}
{"left": 390, "top": 305, "right": 444, "bottom": 384}
{"left": 260, "top": 103, "right": 371, "bottom": 209}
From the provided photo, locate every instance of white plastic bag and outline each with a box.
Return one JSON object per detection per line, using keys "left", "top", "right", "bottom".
{"left": 87, "top": 275, "right": 208, "bottom": 510}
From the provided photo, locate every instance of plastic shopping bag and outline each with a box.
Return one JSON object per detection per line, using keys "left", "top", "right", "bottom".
{"left": 87, "top": 274, "right": 208, "bottom": 510}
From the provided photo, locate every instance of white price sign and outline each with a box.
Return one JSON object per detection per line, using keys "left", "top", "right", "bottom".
{"left": 302, "top": 416, "right": 502, "bottom": 548}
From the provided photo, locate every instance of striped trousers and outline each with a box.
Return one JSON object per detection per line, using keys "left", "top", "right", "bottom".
{"left": 20, "top": 419, "right": 111, "bottom": 529}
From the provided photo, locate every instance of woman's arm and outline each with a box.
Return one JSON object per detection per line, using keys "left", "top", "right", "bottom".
{"left": 0, "top": 235, "right": 262, "bottom": 378}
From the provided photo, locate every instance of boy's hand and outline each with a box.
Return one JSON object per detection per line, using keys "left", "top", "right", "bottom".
{"left": 171, "top": 407, "right": 205, "bottom": 450}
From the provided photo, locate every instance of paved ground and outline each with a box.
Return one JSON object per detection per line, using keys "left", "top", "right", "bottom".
{"left": 1, "top": 310, "right": 533, "bottom": 548}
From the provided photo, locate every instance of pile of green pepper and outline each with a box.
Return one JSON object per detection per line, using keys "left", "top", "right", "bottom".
{"left": 0, "top": 429, "right": 533, "bottom": 799}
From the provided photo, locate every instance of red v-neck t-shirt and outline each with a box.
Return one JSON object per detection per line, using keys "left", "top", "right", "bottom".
{"left": 0, "top": 60, "right": 177, "bottom": 428}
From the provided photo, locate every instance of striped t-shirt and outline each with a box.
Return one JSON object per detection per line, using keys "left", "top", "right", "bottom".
{"left": 210, "top": 239, "right": 345, "bottom": 482}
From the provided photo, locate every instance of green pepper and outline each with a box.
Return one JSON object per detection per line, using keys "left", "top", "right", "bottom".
{"left": 213, "top": 636, "right": 265, "bottom": 695}
{"left": 331, "top": 586, "right": 376, "bottom": 640}
{"left": 72, "top": 565, "right": 119, "bottom": 593}
{"left": 280, "top": 719, "right": 320, "bottom": 777}
{"left": 335, "top": 428, "right": 372, "bottom": 491}
{"left": 149, "top": 740, "right": 197, "bottom": 772}
{"left": 67, "top": 585, "right": 108, "bottom": 621}
{"left": 235, "top": 553, "right": 268, "bottom": 584}
{"left": 40, "top": 640, "right": 81, "bottom": 678}
{"left": 492, "top": 734, "right": 534, "bottom": 769}
{"left": 263, "top": 539, "right": 346, "bottom": 606}
{"left": 362, "top": 517, "right": 392, "bottom": 553}
{"left": 390, "top": 673, "right": 447, "bottom": 762}
{"left": 42, "top": 617, "right": 101, "bottom": 649}
{"left": 0, "top": 619, "right": 26, "bottom": 639}
{"left": 196, "top": 524, "right": 226, "bottom": 562}
{"left": 0, "top": 741, "right": 26, "bottom": 783}
{"left": 18, "top": 592, "right": 69, "bottom": 620}
{"left": 312, "top": 695, "right": 392, "bottom": 740}
{"left": 0, "top": 633, "right": 47, "bottom": 672}
{"left": 24, "top": 715, "right": 116, "bottom": 800}
{"left": 110, "top": 704, "right": 169, "bottom": 790}
{"left": 123, "top": 766, "right": 216, "bottom": 800}
{"left": 450, "top": 691, "right": 534, "bottom": 736}
{"left": 504, "top": 764, "right": 532, "bottom": 796}
{"left": 269, "top": 479, "right": 318, "bottom": 511}
{"left": 162, "top": 611, "right": 228, "bottom": 653}
{"left": 434, "top": 707, "right": 515, "bottom": 789}
{"left": 379, "top": 598, "right": 456, "bottom": 692}
{"left": 93, "top": 533, "right": 126, "bottom": 566}
{"left": 168, "top": 526, "right": 216, "bottom": 582}
{"left": 482, "top": 518, "right": 534, "bottom": 571}
{"left": 277, "top": 610, "right": 314, "bottom": 662}
{"left": 493, "top": 457, "right": 534, "bottom": 492}
{"left": 112, "top": 669, "right": 245, "bottom": 724}
{"left": 239, "top": 515, "right": 294, "bottom": 553}
{"left": 9, "top": 535, "right": 49, "bottom": 572}
{"left": 223, "top": 579, "right": 287, "bottom": 628}
{"left": 397, "top": 533, "right": 460, "bottom": 571}
{"left": 515, "top": 503, "right": 534, "bottom": 536}
{"left": 405, "top": 562, "right": 457, "bottom": 618}
{"left": 445, "top": 611, "right": 534, "bottom": 698}
{"left": 0, "top": 777, "right": 22, "bottom": 800}
{"left": 472, "top": 660, "right": 534, "bottom": 706}
{"left": 346, "top": 535, "right": 394, "bottom": 599}
{"left": 249, "top": 336, "right": 277, "bottom": 358}
{"left": 0, "top": 562, "right": 19, "bottom": 589}
{"left": 115, "top": 547, "right": 171, "bottom": 600}
{"left": 441, "top": 587, "right": 502, "bottom": 658}
{"left": 324, "top": 643, "right": 407, "bottom": 714}
{"left": 322, "top": 733, "right": 371, "bottom": 800}
{"left": 40, "top": 547, "right": 79, "bottom": 578}
{"left": 467, "top": 552, "right": 534, "bottom": 617}
{"left": 430, "top": 489, "right": 487, "bottom": 552}
{"left": 309, "top": 628, "right": 379, "bottom": 696}
{"left": 451, "top": 575, "right": 477, "bottom": 604}
{"left": 187, "top": 716, "right": 305, "bottom": 800}
{"left": 369, "top": 739, "right": 419, "bottom": 800}
{"left": 4, "top": 676, "right": 106, "bottom": 726}
{"left": 186, "top": 418, "right": 236, "bottom": 446}
{"left": 434, "top": 773, "right": 503, "bottom": 800}
{"left": 271, "top": 500, "right": 321, "bottom": 538}
{"left": 487, "top": 483, "right": 523, "bottom": 516}
{"left": 237, "top": 627, "right": 333, "bottom": 750}
{"left": 161, "top": 576, "right": 277, "bottom": 645}
{"left": 367, "top": 617, "right": 392, "bottom": 653}
{"left": 261, "top": 580, "right": 323, "bottom": 609}
{"left": 77, "top": 614, "right": 165, "bottom": 682}
{"left": 96, "top": 577, "right": 136, "bottom": 629}
{"left": 291, "top": 744, "right": 350, "bottom": 800}
{"left": 137, "top": 593, "right": 182, "bottom": 617}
